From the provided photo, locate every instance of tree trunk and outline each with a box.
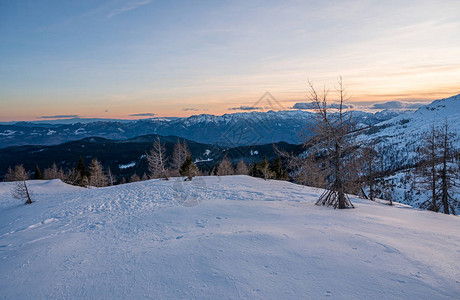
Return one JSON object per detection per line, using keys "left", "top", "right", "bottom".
{"left": 24, "top": 181, "right": 32, "bottom": 204}
{"left": 441, "top": 128, "right": 449, "bottom": 214}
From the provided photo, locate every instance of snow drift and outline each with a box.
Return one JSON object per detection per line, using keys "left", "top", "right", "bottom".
{"left": 0, "top": 177, "right": 459, "bottom": 299}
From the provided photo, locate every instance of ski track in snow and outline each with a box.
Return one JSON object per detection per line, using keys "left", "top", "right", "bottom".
{"left": 0, "top": 176, "right": 459, "bottom": 299}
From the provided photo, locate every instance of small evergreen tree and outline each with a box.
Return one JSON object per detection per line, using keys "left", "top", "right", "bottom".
{"left": 179, "top": 156, "right": 198, "bottom": 181}
{"left": 76, "top": 157, "right": 90, "bottom": 186}
{"left": 34, "top": 165, "right": 44, "bottom": 180}
{"left": 270, "top": 156, "right": 287, "bottom": 180}
{"left": 249, "top": 162, "right": 262, "bottom": 178}
{"left": 211, "top": 163, "right": 219, "bottom": 176}
{"left": 260, "top": 157, "right": 273, "bottom": 180}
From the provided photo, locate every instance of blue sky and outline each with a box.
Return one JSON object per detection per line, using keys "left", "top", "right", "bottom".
{"left": 1, "top": 0, "right": 459, "bottom": 120}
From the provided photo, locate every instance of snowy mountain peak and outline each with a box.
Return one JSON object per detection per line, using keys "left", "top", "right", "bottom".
{"left": 356, "top": 93, "right": 460, "bottom": 169}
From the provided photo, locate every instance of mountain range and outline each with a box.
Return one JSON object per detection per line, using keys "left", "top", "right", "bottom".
{"left": 0, "top": 109, "right": 405, "bottom": 148}
{"left": 1, "top": 94, "right": 459, "bottom": 179}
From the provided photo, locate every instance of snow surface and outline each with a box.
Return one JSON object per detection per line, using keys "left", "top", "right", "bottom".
{"left": 118, "top": 161, "right": 136, "bottom": 169}
{"left": 1, "top": 177, "right": 459, "bottom": 299}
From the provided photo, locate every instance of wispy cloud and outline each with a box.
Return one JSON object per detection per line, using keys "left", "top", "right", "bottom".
{"left": 228, "top": 106, "right": 263, "bottom": 111}
{"left": 129, "top": 113, "right": 155, "bottom": 117}
{"left": 291, "top": 102, "right": 353, "bottom": 110}
{"left": 107, "top": 0, "right": 153, "bottom": 18}
{"left": 370, "top": 101, "right": 425, "bottom": 110}
{"left": 39, "top": 115, "right": 80, "bottom": 119}
{"left": 182, "top": 108, "right": 208, "bottom": 112}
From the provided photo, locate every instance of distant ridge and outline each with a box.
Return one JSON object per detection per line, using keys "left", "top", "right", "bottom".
{"left": 0, "top": 108, "right": 406, "bottom": 148}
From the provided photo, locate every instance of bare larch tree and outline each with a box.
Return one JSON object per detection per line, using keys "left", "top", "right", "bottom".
{"left": 217, "top": 156, "right": 234, "bottom": 176}
{"left": 8, "top": 164, "right": 33, "bottom": 204}
{"left": 5, "top": 164, "right": 29, "bottom": 182}
{"left": 417, "top": 121, "right": 458, "bottom": 214}
{"left": 235, "top": 160, "right": 249, "bottom": 175}
{"left": 274, "top": 145, "right": 326, "bottom": 188}
{"left": 13, "top": 180, "right": 33, "bottom": 204}
{"left": 416, "top": 124, "right": 439, "bottom": 212}
{"left": 360, "top": 145, "right": 380, "bottom": 201}
{"left": 171, "top": 139, "right": 191, "bottom": 172}
{"left": 130, "top": 173, "right": 141, "bottom": 182}
{"left": 307, "top": 77, "right": 356, "bottom": 209}
{"left": 89, "top": 158, "right": 108, "bottom": 187}
{"left": 147, "top": 136, "right": 169, "bottom": 180}
{"left": 107, "top": 167, "right": 115, "bottom": 186}
{"left": 438, "top": 121, "right": 458, "bottom": 215}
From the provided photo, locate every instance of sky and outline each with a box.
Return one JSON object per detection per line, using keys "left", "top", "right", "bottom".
{"left": 0, "top": 0, "right": 459, "bottom": 121}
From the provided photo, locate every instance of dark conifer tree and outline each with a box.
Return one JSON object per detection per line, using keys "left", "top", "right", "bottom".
{"left": 259, "top": 157, "right": 273, "bottom": 180}
{"left": 270, "top": 156, "right": 288, "bottom": 180}
{"left": 76, "top": 157, "right": 90, "bottom": 186}
{"left": 250, "top": 162, "right": 262, "bottom": 178}
{"left": 212, "top": 163, "right": 219, "bottom": 176}
{"left": 34, "top": 165, "right": 44, "bottom": 180}
{"left": 179, "top": 156, "right": 198, "bottom": 181}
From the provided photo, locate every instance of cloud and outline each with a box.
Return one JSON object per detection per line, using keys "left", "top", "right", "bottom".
{"left": 39, "top": 115, "right": 80, "bottom": 119}
{"left": 129, "top": 113, "right": 156, "bottom": 117}
{"left": 228, "top": 106, "right": 263, "bottom": 111}
{"left": 291, "top": 102, "right": 353, "bottom": 110}
{"left": 107, "top": 0, "right": 153, "bottom": 18}
{"left": 370, "top": 101, "right": 426, "bottom": 110}
{"left": 182, "top": 108, "right": 208, "bottom": 111}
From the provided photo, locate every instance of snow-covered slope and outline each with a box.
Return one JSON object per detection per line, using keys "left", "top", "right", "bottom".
{"left": 357, "top": 94, "right": 460, "bottom": 169}
{"left": 1, "top": 177, "right": 459, "bottom": 299}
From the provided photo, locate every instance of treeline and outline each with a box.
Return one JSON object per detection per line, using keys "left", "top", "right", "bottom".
{"left": 3, "top": 138, "right": 288, "bottom": 186}
{"left": 4, "top": 158, "right": 115, "bottom": 187}
{"left": 3, "top": 78, "right": 459, "bottom": 214}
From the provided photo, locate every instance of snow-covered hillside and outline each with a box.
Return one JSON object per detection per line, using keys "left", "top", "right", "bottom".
{"left": 357, "top": 94, "right": 460, "bottom": 169}
{"left": 1, "top": 177, "right": 459, "bottom": 299}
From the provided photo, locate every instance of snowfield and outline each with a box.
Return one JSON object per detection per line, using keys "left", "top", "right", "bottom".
{"left": 0, "top": 176, "right": 459, "bottom": 299}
